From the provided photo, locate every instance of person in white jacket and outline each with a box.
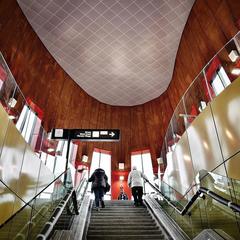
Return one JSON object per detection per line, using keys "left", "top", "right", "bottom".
{"left": 128, "top": 166, "right": 147, "bottom": 206}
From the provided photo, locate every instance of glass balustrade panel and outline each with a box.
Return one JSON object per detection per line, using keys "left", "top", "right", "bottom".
{"left": 209, "top": 76, "right": 240, "bottom": 161}
{"left": 183, "top": 72, "right": 210, "bottom": 127}
{"left": 0, "top": 103, "right": 10, "bottom": 156}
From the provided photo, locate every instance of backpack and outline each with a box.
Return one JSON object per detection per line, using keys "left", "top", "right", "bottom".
{"left": 105, "top": 182, "right": 110, "bottom": 192}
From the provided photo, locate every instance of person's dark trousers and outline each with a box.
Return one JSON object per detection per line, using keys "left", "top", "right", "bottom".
{"left": 132, "top": 186, "right": 143, "bottom": 206}
{"left": 93, "top": 187, "right": 105, "bottom": 208}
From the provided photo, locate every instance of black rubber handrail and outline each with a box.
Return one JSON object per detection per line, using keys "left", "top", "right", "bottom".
{"left": 36, "top": 188, "right": 78, "bottom": 240}
{"left": 144, "top": 178, "right": 240, "bottom": 215}
{"left": 200, "top": 187, "right": 240, "bottom": 213}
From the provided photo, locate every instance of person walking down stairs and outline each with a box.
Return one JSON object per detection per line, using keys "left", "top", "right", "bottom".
{"left": 88, "top": 168, "right": 109, "bottom": 211}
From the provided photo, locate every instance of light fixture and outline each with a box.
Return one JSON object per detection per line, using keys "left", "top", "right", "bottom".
{"left": 8, "top": 97, "right": 17, "bottom": 108}
{"left": 8, "top": 115, "right": 16, "bottom": 120}
{"left": 228, "top": 50, "right": 239, "bottom": 62}
{"left": 157, "top": 157, "right": 163, "bottom": 165}
{"left": 119, "top": 176, "right": 124, "bottom": 181}
{"left": 118, "top": 163, "right": 124, "bottom": 170}
{"left": 231, "top": 68, "right": 240, "bottom": 75}
{"left": 47, "top": 148, "right": 55, "bottom": 153}
{"left": 82, "top": 155, "right": 88, "bottom": 162}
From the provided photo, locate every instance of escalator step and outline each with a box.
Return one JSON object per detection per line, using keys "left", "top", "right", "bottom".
{"left": 51, "top": 230, "right": 72, "bottom": 240}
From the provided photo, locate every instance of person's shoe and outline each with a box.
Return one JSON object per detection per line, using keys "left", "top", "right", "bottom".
{"left": 101, "top": 201, "right": 105, "bottom": 208}
{"left": 134, "top": 202, "right": 139, "bottom": 207}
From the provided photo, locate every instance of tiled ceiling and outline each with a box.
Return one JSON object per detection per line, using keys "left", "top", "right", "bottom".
{"left": 17, "top": 0, "right": 195, "bottom": 106}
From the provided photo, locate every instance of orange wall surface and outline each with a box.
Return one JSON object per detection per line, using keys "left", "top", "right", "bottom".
{"left": 0, "top": 0, "right": 240, "bottom": 172}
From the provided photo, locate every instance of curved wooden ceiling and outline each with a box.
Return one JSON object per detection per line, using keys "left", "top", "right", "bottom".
{"left": 17, "top": 0, "right": 195, "bottom": 106}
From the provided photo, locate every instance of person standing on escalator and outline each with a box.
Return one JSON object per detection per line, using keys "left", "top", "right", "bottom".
{"left": 88, "top": 168, "right": 108, "bottom": 211}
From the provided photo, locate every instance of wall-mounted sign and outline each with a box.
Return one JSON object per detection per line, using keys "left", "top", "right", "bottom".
{"left": 51, "top": 129, "right": 120, "bottom": 142}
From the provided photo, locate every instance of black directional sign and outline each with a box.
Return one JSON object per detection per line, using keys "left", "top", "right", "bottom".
{"left": 51, "top": 129, "right": 120, "bottom": 142}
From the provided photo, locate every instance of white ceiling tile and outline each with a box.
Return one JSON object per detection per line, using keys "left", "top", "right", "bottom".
{"left": 62, "top": 2, "right": 76, "bottom": 13}
{"left": 46, "top": 1, "right": 59, "bottom": 14}
{"left": 17, "top": 0, "right": 195, "bottom": 106}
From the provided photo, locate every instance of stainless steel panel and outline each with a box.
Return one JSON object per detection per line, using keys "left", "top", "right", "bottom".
{"left": 16, "top": 145, "right": 41, "bottom": 202}
{"left": 169, "top": 133, "right": 195, "bottom": 195}
{"left": 225, "top": 152, "right": 240, "bottom": 180}
{"left": 210, "top": 76, "right": 240, "bottom": 160}
{"left": 164, "top": 133, "right": 194, "bottom": 195}
{"left": 0, "top": 119, "right": 26, "bottom": 190}
{"left": 0, "top": 104, "right": 9, "bottom": 156}
{"left": 186, "top": 105, "right": 225, "bottom": 176}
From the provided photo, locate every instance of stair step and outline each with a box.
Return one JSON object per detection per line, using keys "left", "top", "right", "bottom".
{"left": 52, "top": 230, "right": 72, "bottom": 240}
{"left": 89, "top": 222, "right": 156, "bottom": 227}
{"left": 90, "top": 219, "right": 155, "bottom": 224}
{"left": 87, "top": 234, "right": 165, "bottom": 240}
{"left": 91, "top": 209, "right": 147, "bottom": 212}
{"left": 91, "top": 214, "right": 150, "bottom": 218}
{"left": 87, "top": 229, "right": 163, "bottom": 235}
{"left": 90, "top": 217, "right": 152, "bottom": 221}
{"left": 87, "top": 200, "right": 167, "bottom": 240}
{"left": 95, "top": 206, "right": 145, "bottom": 208}
{"left": 88, "top": 226, "right": 159, "bottom": 230}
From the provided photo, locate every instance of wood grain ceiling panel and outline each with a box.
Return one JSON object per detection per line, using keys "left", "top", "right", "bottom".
{"left": 0, "top": 0, "right": 239, "bottom": 171}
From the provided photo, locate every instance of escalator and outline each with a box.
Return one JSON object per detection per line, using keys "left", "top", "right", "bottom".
{"left": 0, "top": 169, "right": 89, "bottom": 240}
{"left": 143, "top": 173, "right": 240, "bottom": 240}
{"left": 1, "top": 169, "right": 239, "bottom": 239}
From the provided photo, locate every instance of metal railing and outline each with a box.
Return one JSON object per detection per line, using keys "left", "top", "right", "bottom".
{"left": 36, "top": 189, "right": 78, "bottom": 240}
{"left": 0, "top": 169, "right": 70, "bottom": 229}
{"left": 36, "top": 173, "right": 89, "bottom": 240}
{"left": 144, "top": 178, "right": 240, "bottom": 215}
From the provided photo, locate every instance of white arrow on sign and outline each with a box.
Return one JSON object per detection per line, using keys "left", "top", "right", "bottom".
{"left": 109, "top": 132, "right": 115, "bottom": 137}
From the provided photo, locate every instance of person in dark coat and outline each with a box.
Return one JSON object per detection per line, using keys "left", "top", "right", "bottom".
{"left": 88, "top": 168, "right": 108, "bottom": 210}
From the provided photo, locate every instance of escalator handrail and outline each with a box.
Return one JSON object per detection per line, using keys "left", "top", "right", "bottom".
{"left": 144, "top": 178, "right": 240, "bottom": 215}
{"left": 36, "top": 188, "right": 77, "bottom": 240}
{"left": 36, "top": 174, "right": 89, "bottom": 240}
{"left": 156, "top": 178, "right": 198, "bottom": 207}
{"left": 0, "top": 169, "right": 70, "bottom": 228}
{"left": 200, "top": 187, "right": 240, "bottom": 213}
{"left": 144, "top": 178, "right": 185, "bottom": 215}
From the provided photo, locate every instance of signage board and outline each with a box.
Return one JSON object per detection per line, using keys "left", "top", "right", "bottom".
{"left": 51, "top": 129, "right": 120, "bottom": 142}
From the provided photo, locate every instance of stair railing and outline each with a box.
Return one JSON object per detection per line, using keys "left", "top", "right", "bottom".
{"left": 36, "top": 171, "right": 89, "bottom": 240}
{"left": 144, "top": 177, "right": 240, "bottom": 215}
{"left": 0, "top": 169, "right": 70, "bottom": 229}
{"left": 36, "top": 188, "right": 78, "bottom": 240}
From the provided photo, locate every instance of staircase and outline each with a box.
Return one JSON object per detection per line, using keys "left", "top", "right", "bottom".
{"left": 86, "top": 200, "right": 168, "bottom": 240}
